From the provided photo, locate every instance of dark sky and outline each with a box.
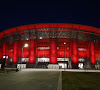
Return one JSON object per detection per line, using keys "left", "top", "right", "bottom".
{"left": 0, "top": 0, "right": 100, "bottom": 32}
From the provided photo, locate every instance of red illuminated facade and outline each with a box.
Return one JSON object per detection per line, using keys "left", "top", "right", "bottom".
{"left": 0, "top": 23, "right": 100, "bottom": 68}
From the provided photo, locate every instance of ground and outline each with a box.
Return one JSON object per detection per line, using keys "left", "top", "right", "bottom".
{"left": 1, "top": 69, "right": 100, "bottom": 90}
{"left": 0, "top": 71, "right": 60, "bottom": 90}
{"left": 62, "top": 71, "right": 100, "bottom": 90}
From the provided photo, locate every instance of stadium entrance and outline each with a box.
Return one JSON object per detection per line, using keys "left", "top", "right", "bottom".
{"left": 57, "top": 58, "right": 69, "bottom": 69}
{"left": 36, "top": 58, "right": 49, "bottom": 68}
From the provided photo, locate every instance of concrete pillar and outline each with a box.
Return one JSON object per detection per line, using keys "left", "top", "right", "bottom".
{"left": 84, "top": 43, "right": 91, "bottom": 69}
{"left": 50, "top": 38, "right": 57, "bottom": 64}
{"left": 71, "top": 39, "right": 78, "bottom": 68}
{"left": 3, "top": 43, "right": 6, "bottom": 55}
{"left": 68, "top": 40, "right": 72, "bottom": 68}
{"left": 13, "top": 41, "right": 18, "bottom": 63}
{"left": 29, "top": 39, "right": 36, "bottom": 63}
{"left": 90, "top": 41, "right": 95, "bottom": 64}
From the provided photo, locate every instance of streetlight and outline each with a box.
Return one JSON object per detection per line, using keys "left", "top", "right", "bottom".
{"left": 64, "top": 42, "right": 66, "bottom": 71}
{"left": 21, "top": 43, "right": 29, "bottom": 69}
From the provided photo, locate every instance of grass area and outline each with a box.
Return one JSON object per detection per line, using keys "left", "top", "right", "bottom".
{"left": 62, "top": 71, "right": 100, "bottom": 90}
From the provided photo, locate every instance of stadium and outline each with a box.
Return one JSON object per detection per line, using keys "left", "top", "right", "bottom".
{"left": 0, "top": 23, "right": 100, "bottom": 69}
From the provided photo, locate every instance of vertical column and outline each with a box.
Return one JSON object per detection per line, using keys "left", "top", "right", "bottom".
{"left": 84, "top": 42, "right": 91, "bottom": 69}
{"left": 13, "top": 41, "right": 18, "bottom": 63}
{"left": 3, "top": 43, "right": 6, "bottom": 55}
{"left": 68, "top": 40, "right": 72, "bottom": 68}
{"left": 0, "top": 47, "right": 2, "bottom": 58}
{"left": 86, "top": 42, "right": 90, "bottom": 58}
{"left": 29, "top": 39, "right": 36, "bottom": 64}
{"left": 18, "top": 41, "right": 21, "bottom": 58}
{"left": 71, "top": 39, "right": 78, "bottom": 67}
{"left": 90, "top": 41, "right": 95, "bottom": 64}
{"left": 6, "top": 43, "right": 9, "bottom": 57}
{"left": 50, "top": 38, "right": 57, "bottom": 64}
{"left": 1, "top": 43, "right": 6, "bottom": 69}
{"left": 69, "top": 40, "right": 72, "bottom": 58}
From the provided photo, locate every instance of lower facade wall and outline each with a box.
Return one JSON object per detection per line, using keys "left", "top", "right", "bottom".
{"left": 0, "top": 38, "right": 98, "bottom": 66}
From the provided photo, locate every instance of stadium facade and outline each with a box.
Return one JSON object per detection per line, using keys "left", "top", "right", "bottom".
{"left": 0, "top": 23, "right": 100, "bottom": 69}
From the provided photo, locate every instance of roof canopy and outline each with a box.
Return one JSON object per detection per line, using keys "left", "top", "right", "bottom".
{"left": 0, "top": 23, "right": 100, "bottom": 38}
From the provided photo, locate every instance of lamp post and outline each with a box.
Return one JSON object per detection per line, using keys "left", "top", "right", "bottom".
{"left": 64, "top": 42, "right": 66, "bottom": 71}
{"left": 21, "top": 43, "right": 29, "bottom": 70}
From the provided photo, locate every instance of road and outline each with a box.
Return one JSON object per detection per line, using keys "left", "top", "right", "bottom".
{"left": 0, "top": 71, "right": 60, "bottom": 90}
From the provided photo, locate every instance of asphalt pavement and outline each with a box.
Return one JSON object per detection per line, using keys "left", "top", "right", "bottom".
{"left": 0, "top": 68, "right": 99, "bottom": 90}
{"left": 0, "top": 70, "right": 60, "bottom": 90}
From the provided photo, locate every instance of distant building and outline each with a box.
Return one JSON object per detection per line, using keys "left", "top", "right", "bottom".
{"left": 0, "top": 23, "right": 100, "bottom": 69}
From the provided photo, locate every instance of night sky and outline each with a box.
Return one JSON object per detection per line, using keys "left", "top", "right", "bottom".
{"left": 0, "top": 0, "right": 100, "bottom": 32}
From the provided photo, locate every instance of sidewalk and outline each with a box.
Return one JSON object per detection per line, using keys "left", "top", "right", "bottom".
{"left": 20, "top": 68, "right": 100, "bottom": 72}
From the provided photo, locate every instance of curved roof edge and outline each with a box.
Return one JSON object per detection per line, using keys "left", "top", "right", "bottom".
{"left": 0, "top": 23, "right": 100, "bottom": 38}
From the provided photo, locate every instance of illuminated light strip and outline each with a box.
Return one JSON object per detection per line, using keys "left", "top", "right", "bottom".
{"left": 78, "top": 48, "right": 86, "bottom": 51}
{"left": 38, "top": 47, "right": 50, "bottom": 49}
